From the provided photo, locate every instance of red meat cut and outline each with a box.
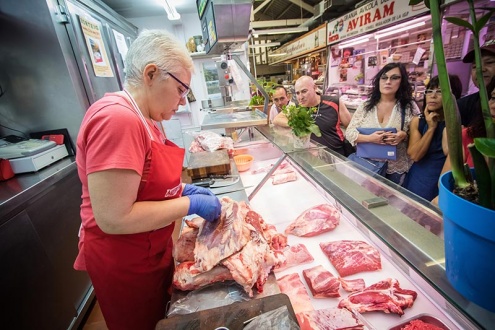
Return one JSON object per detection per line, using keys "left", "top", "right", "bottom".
{"left": 338, "top": 278, "right": 418, "bottom": 315}
{"left": 302, "top": 265, "right": 341, "bottom": 298}
{"left": 173, "top": 217, "right": 203, "bottom": 262}
{"left": 320, "top": 240, "right": 381, "bottom": 277}
{"left": 173, "top": 197, "right": 287, "bottom": 296}
{"left": 194, "top": 197, "right": 251, "bottom": 272}
{"left": 340, "top": 278, "right": 366, "bottom": 292}
{"left": 244, "top": 209, "right": 287, "bottom": 250}
{"left": 277, "top": 273, "right": 314, "bottom": 314}
{"left": 172, "top": 261, "right": 233, "bottom": 291}
{"left": 296, "top": 308, "right": 364, "bottom": 330}
{"left": 285, "top": 204, "right": 340, "bottom": 237}
{"left": 272, "top": 171, "right": 297, "bottom": 185}
{"left": 274, "top": 243, "right": 314, "bottom": 273}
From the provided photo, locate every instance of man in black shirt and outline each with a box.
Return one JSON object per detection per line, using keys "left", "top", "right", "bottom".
{"left": 458, "top": 40, "right": 495, "bottom": 126}
{"left": 274, "top": 76, "right": 351, "bottom": 155}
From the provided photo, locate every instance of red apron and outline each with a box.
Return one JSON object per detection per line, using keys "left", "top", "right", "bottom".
{"left": 83, "top": 91, "right": 185, "bottom": 330}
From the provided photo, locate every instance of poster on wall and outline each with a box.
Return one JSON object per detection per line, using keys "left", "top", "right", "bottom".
{"left": 330, "top": 47, "right": 341, "bottom": 67}
{"left": 112, "top": 29, "right": 128, "bottom": 68}
{"left": 79, "top": 16, "right": 114, "bottom": 77}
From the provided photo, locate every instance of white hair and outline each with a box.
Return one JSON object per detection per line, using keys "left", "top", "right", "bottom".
{"left": 124, "top": 29, "right": 194, "bottom": 89}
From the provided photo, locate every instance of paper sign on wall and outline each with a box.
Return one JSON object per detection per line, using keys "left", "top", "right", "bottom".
{"left": 79, "top": 16, "right": 114, "bottom": 77}
{"left": 112, "top": 29, "right": 128, "bottom": 68}
{"left": 412, "top": 47, "right": 426, "bottom": 65}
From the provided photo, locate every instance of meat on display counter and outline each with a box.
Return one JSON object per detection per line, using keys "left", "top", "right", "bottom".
{"left": 233, "top": 125, "right": 493, "bottom": 329}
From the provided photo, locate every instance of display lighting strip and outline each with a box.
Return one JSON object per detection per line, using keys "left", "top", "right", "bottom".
{"left": 249, "top": 42, "right": 281, "bottom": 48}
{"left": 338, "top": 35, "right": 371, "bottom": 49}
{"left": 268, "top": 53, "right": 287, "bottom": 57}
{"left": 253, "top": 26, "right": 309, "bottom": 36}
{"left": 374, "top": 16, "right": 428, "bottom": 39}
{"left": 162, "top": 0, "right": 180, "bottom": 20}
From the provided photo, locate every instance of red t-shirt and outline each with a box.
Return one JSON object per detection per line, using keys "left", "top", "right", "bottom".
{"left": 74, "top": 92, "right": 164, "bottom": 270}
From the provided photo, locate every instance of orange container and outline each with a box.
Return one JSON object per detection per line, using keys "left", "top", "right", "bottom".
{"left": 234, "top": 154, "right": 254, "bottom": 172}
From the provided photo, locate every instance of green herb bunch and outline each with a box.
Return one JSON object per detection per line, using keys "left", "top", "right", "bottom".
{"left": 282, "top": 104, "right": 322, "bottom": 138}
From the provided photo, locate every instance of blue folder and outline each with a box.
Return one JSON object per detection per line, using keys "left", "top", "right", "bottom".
{"left": 356, "top": 127, "right": 397, "bottom": 160}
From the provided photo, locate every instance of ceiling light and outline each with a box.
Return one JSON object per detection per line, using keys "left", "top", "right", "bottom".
{"left": 162, "top": 0, "right": 180, "bottom": 20}
{"left": 249, "top": 42, "right": 281, "bottom": 48}
{"left": 268, "top": 53, "right": 287, "bottom": 57}
{"left": 338, "top": 35, "right": 371, "bottom": 49}
{"left": 375, "top": 16, "right": 428, "bottom": 35}
{"left": 253, "top": 26, "right": 309, "bottom": 36}
{"left": 375, "top": 22, "right": 425, "bottom": 39}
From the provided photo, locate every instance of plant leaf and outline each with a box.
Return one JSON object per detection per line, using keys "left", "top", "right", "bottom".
{"left": 444, "top": 17, "right": 474, "bottom": 32}
{"left": 474, "top": 138, "right": 495, "bottom": 158}
{"left": 475, "top": 10, "right": 495, "bottom": 33}
{"left": 469, "top": 143, "right": 494, "bottom": 209}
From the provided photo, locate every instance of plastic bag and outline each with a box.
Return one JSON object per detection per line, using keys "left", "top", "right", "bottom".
{"left": 243, "top": 306, "right": 300, "bottom": 330}
{"left": 188, "top": 131, "right": 234, "bottom": 152}
{"left": 167, "top": 281, "right": 249, "bottom": 316}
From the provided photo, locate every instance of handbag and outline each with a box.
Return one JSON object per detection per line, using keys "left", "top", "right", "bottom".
{"left": 356, "top": 127, "right": 397, "bottom": 160}
{"left": 347, "top": 152, "right": 388, "bottom": 176}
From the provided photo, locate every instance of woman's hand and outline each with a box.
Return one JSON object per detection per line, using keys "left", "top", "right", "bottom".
{"left": 425, "top": 110, "right": 440, "bottom": 129}
{"left": 383, "top": 130, "right": 407, "bottom": 145}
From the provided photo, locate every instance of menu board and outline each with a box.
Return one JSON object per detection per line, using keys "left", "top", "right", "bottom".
{"left": 197, "top": 0, "right": 208, "bottom": 19}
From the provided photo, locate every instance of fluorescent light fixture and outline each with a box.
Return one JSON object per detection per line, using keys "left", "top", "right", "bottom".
{"left": 268, "top": 53, "right": 287, "bottom": 57}
{"left": 375, "top": 22, "right": 425, "bottom": 39}
{"left": 249, "top": 42, "right": 281, "bottom": 48}
{"left": 375, "top": 17, "right": 428, "bottom": 38}
{"left": 162, "top": 0, "right": 180, "bottom": 20}
{"left": 254, "top": 26, "right": 309, "bottom": 36}
{"left": 338, "top": 35, "right": 371, "bottom": 49}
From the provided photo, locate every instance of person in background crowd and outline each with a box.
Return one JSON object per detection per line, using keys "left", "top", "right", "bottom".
{"left": 490, "top": 79, "right": 495, "bottom": 120}
{"left": 441, "top": 77, "right": 495, "bottom": 172}
{"left": 403, "top": 75, "right": 463, "bottom": 201}
{"left": 458, "top": 40, "right": 495, "bottom": 126}
{"left": 273, "top": 75, "right": 352, "bottom": 156}
{"left": 269, "top": 85, "right": 293, "bottom": 124}
{"left": 74, "top": 30, "right": 221, "bottom": 330}
{"left": 345, "top": 63, "right": 420, "bottom": 185}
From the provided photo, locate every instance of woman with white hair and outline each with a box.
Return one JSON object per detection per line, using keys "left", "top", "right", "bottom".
{"left": 74, "top": 30, "right": 221, "bottom": 329}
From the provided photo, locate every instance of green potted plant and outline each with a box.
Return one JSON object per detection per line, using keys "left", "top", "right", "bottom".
{"left": 282, "top": 104, "right": 322, "bottom": 148}
{"left": 410, "top": 0, "right": 495, "bottom": 312}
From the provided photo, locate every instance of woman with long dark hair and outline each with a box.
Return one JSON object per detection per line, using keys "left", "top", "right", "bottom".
{"left": 345, "top": 63, "right": 420, "bottom": 185}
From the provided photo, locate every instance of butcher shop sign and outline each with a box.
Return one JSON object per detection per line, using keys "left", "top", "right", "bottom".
{"left": 326, "top": 0, "right": 429, "bottom": 44}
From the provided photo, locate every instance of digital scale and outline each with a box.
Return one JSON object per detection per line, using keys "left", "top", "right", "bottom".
{"left": 0, "top": 137, "right": 69, "bottom": 174}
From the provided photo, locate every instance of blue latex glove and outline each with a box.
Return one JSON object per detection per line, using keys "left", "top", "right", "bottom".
{"left": 182, "top": 183, "right": 216, "bottom": 197}
{"left": 187, "top": 195, "right": 222, "bottom": 222}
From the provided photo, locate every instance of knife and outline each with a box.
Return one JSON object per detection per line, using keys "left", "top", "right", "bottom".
{"left": 191, "top": 176, "right": 240, "bottom": 188}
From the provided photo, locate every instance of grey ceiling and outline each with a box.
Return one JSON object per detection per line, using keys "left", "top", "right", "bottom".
{"left": 99, "top": 0, "right": 363, "bottom": 44}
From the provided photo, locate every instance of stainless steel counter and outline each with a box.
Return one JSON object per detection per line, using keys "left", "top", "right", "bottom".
{"left": 0, "top": 157, "right": 76, "bottom": 223}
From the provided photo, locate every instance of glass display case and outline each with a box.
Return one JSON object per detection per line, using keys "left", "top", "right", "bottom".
{"left": 235, "top": 125, "right": 494, "bottom": 329}
{"left": 325, "top": 83, "right": 372, "bottom": 112}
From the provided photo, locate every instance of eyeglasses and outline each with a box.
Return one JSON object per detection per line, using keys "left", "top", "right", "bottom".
{"left": 166, "top": 71, "right": 190, "bottom": 98}
{"left": 380, "top": 74, "right": 402, "bottom": 81}
{"left": 425, "top": 89, "right": 442, "bottom": 96}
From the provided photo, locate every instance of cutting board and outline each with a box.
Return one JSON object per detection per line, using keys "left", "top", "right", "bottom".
{"left": 187, "top": 149, "right": 231, "bottom": 179}
{"left": 156, "top": 293, "right": 297, "bottom": 329}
